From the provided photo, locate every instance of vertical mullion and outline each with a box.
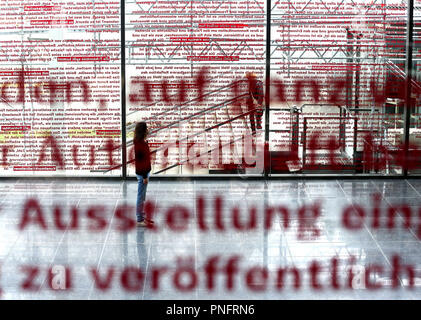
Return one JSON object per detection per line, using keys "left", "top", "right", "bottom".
{"left": 121, "top": 0, "right": 127, "bottom": 179}
{"left": 404, "top": 0, "right": 414, "bottom": 176}
{"left": 264, "top": 0, "right": 271, "bottom": 179}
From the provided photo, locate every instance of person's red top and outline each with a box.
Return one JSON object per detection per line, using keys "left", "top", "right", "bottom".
{"left": 134, "top": 139, "right": 151, "bottom": 178}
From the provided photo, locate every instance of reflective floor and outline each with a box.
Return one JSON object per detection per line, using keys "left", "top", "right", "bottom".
{"left": 0, "top": 178, "right": 420, "bottom": 299}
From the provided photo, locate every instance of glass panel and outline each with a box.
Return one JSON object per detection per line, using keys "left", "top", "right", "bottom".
{"left": 409, "top": 0, "right": 421, "bottom": 175}
{"left": 125, "top": 0, "right": 266, "bottom": 177}
{"left": 0, "top": 0, "right": 414, "bottom": 178}
{"left": 269, "top": 0, "right": 407, "bottom": 175}
{"left": 0, "top": 1, "right": 122, "bottom": 176}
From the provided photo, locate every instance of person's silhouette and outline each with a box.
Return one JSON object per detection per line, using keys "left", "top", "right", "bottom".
{"left": 245, "top": 73, "right": 264, "bottom": 134}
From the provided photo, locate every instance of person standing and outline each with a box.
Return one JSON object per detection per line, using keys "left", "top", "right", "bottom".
{"left": 246, "top": 72, "right": 264, "bottom": 134}
{"left": 133, "top": 121, "right": 154, "bottom": 227}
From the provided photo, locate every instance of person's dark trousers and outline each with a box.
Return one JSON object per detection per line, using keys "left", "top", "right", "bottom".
{"left": 255, "top": 108, "right": 263, "bottom": 129}
{"left": 249, "top": 111, "right": 256, "bottom": 134}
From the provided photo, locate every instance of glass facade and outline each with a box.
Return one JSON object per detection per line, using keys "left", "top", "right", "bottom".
{"left": 0, "top": 1, "right": 122, "bottom": 176}
{"left": 0, "top": 0, "right": 419, "bottom": 177}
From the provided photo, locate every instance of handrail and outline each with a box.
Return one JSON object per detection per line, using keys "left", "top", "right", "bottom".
{"left": 101, "top": 91, "right": 250, "bottom": 153}
{"left": 97, "top": 104, "right": 262, "bottom": 173}
{"left": 152, "top": 132, "right": 252, "bottom": 175}
{"left": 299, "top": 103, "right": 349, "bottom": 114}
{"left": 99, "top": 78, "right": 250, "bottom": 152}
{"left": 127, "top": 73, "right": 243, "bottom": 117}
{"left": 385, "top": 59, "right": 421, "bottom": 93}
{"left": 126, "top": 78, "right": 249, "bottom": 131}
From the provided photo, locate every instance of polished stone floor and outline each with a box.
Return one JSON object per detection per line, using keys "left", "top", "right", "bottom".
{"left": 0, "top": 178, "right": 420, "bottom": 300}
